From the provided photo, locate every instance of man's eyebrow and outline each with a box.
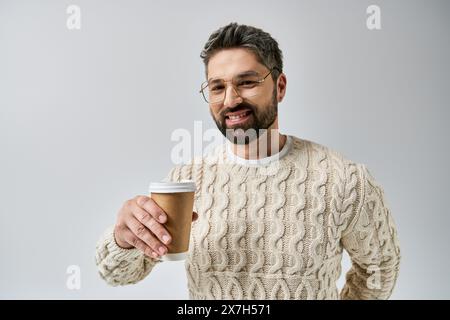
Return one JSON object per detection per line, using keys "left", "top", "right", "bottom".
{"left": 208, "top": 70, "right": 261, "bottom": 82}
{"left": 209, "top": 78, "right": 223, "bottom": 85}
{"left": 234, "top": 70, "right": 260, "bottom": 78}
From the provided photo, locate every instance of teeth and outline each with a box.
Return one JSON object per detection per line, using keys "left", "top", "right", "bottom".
{"left": 228, "top": 111, "right": 249, "bottom": 120}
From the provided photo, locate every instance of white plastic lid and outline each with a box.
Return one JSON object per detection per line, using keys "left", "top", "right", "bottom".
{"left": 160, "top": 252, "right": 187, "bottom": 261}
{"left": 148, "top": 180, "right": 196, "bottom": 193}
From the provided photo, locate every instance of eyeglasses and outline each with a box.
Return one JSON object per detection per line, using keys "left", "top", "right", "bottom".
{"left": 199, "top": 68, "right": 278, "bottom": 104}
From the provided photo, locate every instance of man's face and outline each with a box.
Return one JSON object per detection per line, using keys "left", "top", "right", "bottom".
{"left": 206, "top": 48, "right": 278, "bottom": 145}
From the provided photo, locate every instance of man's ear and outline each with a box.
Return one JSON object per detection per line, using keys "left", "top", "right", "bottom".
{"left": 277, "top": 73, "right": 287, "bottom": 102}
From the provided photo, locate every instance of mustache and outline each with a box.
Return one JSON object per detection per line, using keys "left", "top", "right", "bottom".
{"left": 220, "top": 102, "right": 256, "bottom": 119}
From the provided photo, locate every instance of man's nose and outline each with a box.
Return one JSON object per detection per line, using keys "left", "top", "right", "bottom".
{"left": 222, "top": 84, "right": 243, "bottom": 109}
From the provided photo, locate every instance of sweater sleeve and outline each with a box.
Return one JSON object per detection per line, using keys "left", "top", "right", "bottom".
{"left": 95, "top": 225, "right": 162, "bottom": 286}
{"left": 94, "top": 165, "right": 186, "bottom": 286}
{"left": 340, "top": 164, "right": 401, "bottom": 299}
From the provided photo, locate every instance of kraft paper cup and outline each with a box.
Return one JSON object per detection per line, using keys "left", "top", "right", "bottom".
{"left": 148, "top": 180, "right": 196, "bottom": 261}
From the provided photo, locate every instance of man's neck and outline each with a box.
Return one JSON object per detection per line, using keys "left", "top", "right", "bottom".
{"left": 230, "top": 130, "right": 287, "bottom": 160}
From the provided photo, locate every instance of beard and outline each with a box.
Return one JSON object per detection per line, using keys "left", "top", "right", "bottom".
{"left": 210, "top": 89, "right": 278, "bottom": 145}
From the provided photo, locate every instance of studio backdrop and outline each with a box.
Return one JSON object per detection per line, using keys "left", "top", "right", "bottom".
{"left": 1, "top": 0, "right": 449, "bottom": 299}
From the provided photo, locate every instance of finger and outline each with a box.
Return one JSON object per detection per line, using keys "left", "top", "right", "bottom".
{"left": 126, "top": 216, "right": 168, "bottom": 256}
{"left": 136, "top": 196, "right": 167, "bottom": 223}
{"left": 131, "top": 204, "right": 172, "bottom": 245}
{"left": 192, "top": 211, "right": 198, "bottom": 222}
{"left": 120, "top": 227, "right": 159, "bottom": 259}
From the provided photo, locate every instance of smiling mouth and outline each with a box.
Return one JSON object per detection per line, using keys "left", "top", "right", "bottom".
{"left": 226, "top": 110, "right": 251, "bottom": 120}
{"left": 225, "top": 110, "right": 253, "bottom": 125}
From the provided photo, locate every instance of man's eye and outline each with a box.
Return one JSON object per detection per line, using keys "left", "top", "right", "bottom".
{"left": 238, "top": 80, "right": 257, "bottom": 87}
{"left": 210, "top": 86, "right": 224, "bottom": 92}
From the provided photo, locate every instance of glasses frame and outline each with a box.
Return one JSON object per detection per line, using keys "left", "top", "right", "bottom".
{"left": 199, "top": 67, "right": 279, "bottom": 104}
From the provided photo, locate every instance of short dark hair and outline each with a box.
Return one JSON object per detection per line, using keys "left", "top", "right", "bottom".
{"left": 200, "top": 22, "right": 283, "bottom": 81}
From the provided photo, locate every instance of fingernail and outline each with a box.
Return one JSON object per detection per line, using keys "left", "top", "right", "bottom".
{"left": 162, "top": 235, "right": 170, "bottom": 244}
{"left": 152, "top": 251, "right": 158, "bottom": 258}
{"left": 158, "top": 246, "right": 166, "bottom": 255}
{"left": 159, "top": 215, "right": 166, "bottom": 223}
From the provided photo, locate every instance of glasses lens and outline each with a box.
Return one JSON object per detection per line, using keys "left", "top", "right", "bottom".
{"left": 201, "top": 72, "right": 268, "bottom": 104}
{"left": 205, "top": 79, "right": 226, "bottom": 104}
{"left": 234, "top": 75, "right": 261, "bottom": 99}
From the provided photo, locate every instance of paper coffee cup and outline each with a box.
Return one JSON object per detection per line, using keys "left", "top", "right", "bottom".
{"left": 148, "top": 180, "right": 196, "bottom": 261}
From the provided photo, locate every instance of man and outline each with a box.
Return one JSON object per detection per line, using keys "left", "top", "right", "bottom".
{"left": 95, "top": 23, "right": 401, "bottom": 299}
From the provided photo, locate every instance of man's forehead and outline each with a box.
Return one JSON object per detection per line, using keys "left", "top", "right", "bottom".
{"left": 207, "top": 48, "right": 265, "bottom": 80}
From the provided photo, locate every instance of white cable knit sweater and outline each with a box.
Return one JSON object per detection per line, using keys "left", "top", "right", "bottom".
{"left": 95, "top": 135, "right": 401, "bottom": 299}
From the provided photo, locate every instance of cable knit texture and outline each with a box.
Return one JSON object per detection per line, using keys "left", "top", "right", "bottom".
{"left": 95, "top": 135, "right": 400, "bottom": 299}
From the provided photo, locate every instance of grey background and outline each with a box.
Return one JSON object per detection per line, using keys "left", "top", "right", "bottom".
{"left": 1, "top": 0, "right": 449, "bottom": 299}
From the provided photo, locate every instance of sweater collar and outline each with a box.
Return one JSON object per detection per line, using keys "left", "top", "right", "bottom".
{"left": 225, "top": 135, "right": 293, "bottom": 166}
